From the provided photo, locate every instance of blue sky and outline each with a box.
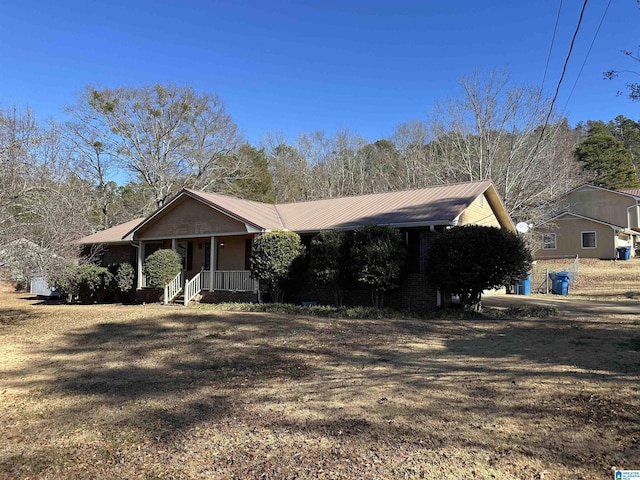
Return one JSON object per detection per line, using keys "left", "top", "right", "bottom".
{"left": 1, "top": 0, "right": 638, "bottom": 144}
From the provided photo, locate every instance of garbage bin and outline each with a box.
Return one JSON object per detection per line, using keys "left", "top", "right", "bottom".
{"left": 549, "top": 271, "right": 570, "bottom": 295}
{"left": 617, "top": 246, "right": 631, "bottom": 260}
{"left": 515, "top": 275, "right": 531, "bottom": 295}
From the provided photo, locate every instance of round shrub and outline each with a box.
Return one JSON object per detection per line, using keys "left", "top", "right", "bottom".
{"left": 144, "top": 249, "right": 182, "bottom": 288}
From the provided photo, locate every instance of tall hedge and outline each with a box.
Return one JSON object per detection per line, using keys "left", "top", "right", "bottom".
{"left": 350, "top": 224, "right": 407, "bottom": 308}
{"left": 309, "top": 230, "right": 351, "bottom": 306}
{"left": 250, "top": 230, "right": 304, "bottom": 303}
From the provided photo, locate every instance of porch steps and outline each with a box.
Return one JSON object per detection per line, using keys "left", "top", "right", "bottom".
{"left": 169, "top": 293, "right": 201, "bottom": 306}
{"left": 170, "top": 293, "right": 186, "bottom": 306}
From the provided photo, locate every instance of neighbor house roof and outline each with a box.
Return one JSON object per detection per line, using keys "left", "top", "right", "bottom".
{"left": 619, "top": 187, "right": 640, "bottom": 197}
{"left": 561, "top": 183, "right": 640, "bottom": 200}
{"left": 542, "top": 211, "right": 634, "bottom": 233}
{"left": 77, "top": 180, "right": 512, "bottom": 244}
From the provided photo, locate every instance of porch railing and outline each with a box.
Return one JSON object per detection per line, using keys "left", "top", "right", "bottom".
{"left": 202, "top": 270, "right": 257, "bottom": 292}
{"left": 184, "top": 271, "right": 203, "bottom": 306}
{"left": 164, "top": 271, "right": 183, "bottom": 305}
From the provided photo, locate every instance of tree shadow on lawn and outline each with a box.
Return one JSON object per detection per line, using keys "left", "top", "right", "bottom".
{"left": 248, "top": 319, "right": 640, "bottom": 474}
{"left": 1, "top": 311, "right": 317, "bottom": 438}
{"left": 3, "top": 307, "right": 640, "bottom": 477}
{"left": 0, "top": 307, "right": 39, "bottom": 325}
{"left": 443, "top": 319, "right": 640, "bottom": 377}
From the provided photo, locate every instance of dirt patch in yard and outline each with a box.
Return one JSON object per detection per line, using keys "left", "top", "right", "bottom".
{"left": 1, "top": 272, "right": 640, "bottom": 478}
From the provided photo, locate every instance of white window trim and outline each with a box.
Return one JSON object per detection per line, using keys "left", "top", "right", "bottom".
{"left": 542, "top": 233, "right": 557, "bottom": 250}
{"left": 581, "top": 231, "right": 597, "bottom": 249}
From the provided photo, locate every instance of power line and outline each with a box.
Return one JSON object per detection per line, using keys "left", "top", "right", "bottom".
{"left": 562, "top": 0, "right": 613, "bottom": 114}
{"left": 532, "top": 0, "right": 589, "bottom": 160}
{"left": 541, "top": 0, "right": 564, "bottom": 92}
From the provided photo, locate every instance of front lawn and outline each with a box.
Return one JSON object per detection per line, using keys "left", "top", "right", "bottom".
{"left": 0, "top": 285, "right": 639, "bottom": 479}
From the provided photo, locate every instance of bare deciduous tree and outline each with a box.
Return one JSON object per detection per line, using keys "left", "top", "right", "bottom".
{"left": 0, "top": 106, "right": 93, "bottom": 282}
{"left": 69, "top": 84, "right": 242, "bottom": 208}
{"left": 424, "top": 69, "right": 585, "bottom": 224}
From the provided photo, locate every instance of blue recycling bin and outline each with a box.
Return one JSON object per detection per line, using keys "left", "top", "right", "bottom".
{"left": 515, "top": 275, "right": 531, "bottom": 295}
{"left": 549, "top": 271, "right": 570, "bottom": 296}
{"left": 616, "top": 246, "right": 631, "bottom": 260}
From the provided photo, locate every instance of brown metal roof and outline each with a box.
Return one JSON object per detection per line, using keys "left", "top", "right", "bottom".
{"left": 79, "top": 180, "right": 513, "bottom": 244}
{"left": 185, "top": 190, "right": 284, "bottom": 230}
{"left": 275, "top": 180, "right": 498, "bottom": 231}
{"left": 76, "top": 218, "right": 146, "bottom": 244}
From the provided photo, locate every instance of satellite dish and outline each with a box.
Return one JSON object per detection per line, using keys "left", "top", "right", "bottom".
{"left": 516, "top": 222, "right": 530, "bottom": 234}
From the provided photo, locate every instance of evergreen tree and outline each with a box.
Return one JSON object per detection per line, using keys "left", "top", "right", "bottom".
{"left": 225, "top": 144, "right": 275, "bottom": 203}
{"left": 574, "top": 124, "right": 640, "bottom": 189}
{"left": 611, "top": 116, "right": 640, "bottom": 172}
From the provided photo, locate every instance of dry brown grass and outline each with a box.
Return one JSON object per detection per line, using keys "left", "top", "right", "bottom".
{"left": 1, "top": 261, "right": 639, "bottom": 479}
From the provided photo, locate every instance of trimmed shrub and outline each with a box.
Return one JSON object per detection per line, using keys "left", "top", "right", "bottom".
{"left": 350, "top": 224, "right": 407, "bottom": 308}
{"left": 309, "top": 230, "right": 351, "bottom": 306}
{"left": 114, "top": 262, "right": 135, "bottom": 302}
{"left": 144, "top": 249, "right": 182, "bottom": 288}
{"left": 425, "top": 225, "right": 532, "bottom": 311}
{"left": 250, "top": 230, "right": 305, "bottom": 303}
{"left": 48, "top": 263, "right": 81, "bottom": 303}
{"left": 77, "top": 264, "right": 113, "bottom": 303}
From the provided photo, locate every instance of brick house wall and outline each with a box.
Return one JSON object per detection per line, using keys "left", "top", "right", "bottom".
{"left": 81, "top": 244, "right": 136, "bottom": 267}
{"left": 284, "top": 228, "right": 441, "bottom": 312}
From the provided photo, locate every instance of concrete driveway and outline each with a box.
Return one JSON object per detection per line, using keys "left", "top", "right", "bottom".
{"left": 482, "top": 293, "right": 640, "bottom": 316}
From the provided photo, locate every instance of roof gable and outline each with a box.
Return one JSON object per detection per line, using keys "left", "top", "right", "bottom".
{"left": 186, "top": 190, "right": 284, "bottom": 230}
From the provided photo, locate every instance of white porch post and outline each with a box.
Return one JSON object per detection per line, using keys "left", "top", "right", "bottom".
{"left": 171, "top": 238, "right": 177, "bottom": 251}
{"left": 137, "top": 241, "right": 145, "bottom": 289}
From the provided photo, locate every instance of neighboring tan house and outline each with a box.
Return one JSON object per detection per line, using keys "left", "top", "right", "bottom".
{"left": 535, "top": 184, "right": 640, "bottom": 260}
{"left": 77, "top": 179, "right": 514, "bottom": 309}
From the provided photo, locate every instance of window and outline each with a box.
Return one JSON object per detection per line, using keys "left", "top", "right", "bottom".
{"left": 542, "top": 233, "right": 556, "bottom": 250}
{"left": 581, "top": 231, "right": 596, "bottom": 249}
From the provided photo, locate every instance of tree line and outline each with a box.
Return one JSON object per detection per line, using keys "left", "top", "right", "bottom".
{"left": 1, "top": 70, "right": 640, "bottom": 281}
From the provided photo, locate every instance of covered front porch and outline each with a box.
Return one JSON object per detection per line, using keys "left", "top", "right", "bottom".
{"left": 136, "top": 234, "right": 259, "bottom": 305}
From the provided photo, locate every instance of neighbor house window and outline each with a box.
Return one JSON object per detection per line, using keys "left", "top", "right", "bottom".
{"left": 542, "top": 233, "right": 556, "bottom": 249}
{"left": 581, "top": 231, "right": 596, "bottom": 248}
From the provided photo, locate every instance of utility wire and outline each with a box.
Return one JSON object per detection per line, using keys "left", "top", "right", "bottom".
{"left": 562, "top": 0, "right": 612, "bottom": 114}
{"left": 531, "top": 0, "right": 589, "bottom": 161}
{"left": 541, "top": 0, "right": 564, "bottom": 92}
